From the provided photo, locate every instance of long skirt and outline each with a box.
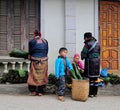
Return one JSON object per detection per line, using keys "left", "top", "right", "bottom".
{"left": 27, "top": 57, "right": 48, "bottom": 86}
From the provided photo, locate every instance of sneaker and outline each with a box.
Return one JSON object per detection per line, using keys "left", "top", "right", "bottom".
{"left": 89, "top": 95, "right": 94, "bottom": 98}
{"left": 58, "top": 96, "right": 65, "bottom": 102}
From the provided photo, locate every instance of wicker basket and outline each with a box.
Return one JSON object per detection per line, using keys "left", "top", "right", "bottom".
{"left": 72, "top": 79, "right": 89, "bottom": 101}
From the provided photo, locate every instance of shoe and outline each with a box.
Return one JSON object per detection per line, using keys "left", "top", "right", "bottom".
{"left": 89, "top": 95, "right": 94, "bottom": 98}
{"left": 94, "top": 95, "right": 97, "bottom": 97}
{"left": 38, "top": 93, "right": 43, "bottom": 96}
{"left": 58, "top": 96, "right": 65, "bottom": 102}
{"left": 29, "top": 92, "right": 36, "bottom": 96}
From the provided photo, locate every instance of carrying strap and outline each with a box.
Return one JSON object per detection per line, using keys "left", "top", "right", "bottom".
{"left": 42, "top": 38, "right": 48, "bottom": 45}
{"left": 88, "top": 41, "right": 97, "bottom": 52}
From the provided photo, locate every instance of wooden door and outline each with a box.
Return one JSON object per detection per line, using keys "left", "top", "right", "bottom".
{"left": 0, "top": 0, "right": 40, "bottom": 55}
{"left": 100, "top": 1, "right": 120, "bottom": 75}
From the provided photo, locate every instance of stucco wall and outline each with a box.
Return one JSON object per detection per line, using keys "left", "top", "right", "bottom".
{"left": 41, "top": 0, "right": 98, "bottom": 73}
{"left": 43, "top": 0, "right": 65, "bottom": 73}
{"left": 76, "top": 0, "right": 96, "bottom": 54}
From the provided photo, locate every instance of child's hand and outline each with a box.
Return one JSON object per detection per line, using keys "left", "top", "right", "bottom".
{"left": 81, "top": 69, "right": 84, "bottom": 73}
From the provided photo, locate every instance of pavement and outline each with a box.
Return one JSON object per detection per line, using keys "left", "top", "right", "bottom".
{"left": 0, "top": 84, "right": 120, "bottom": 110}
{"left": 0, "top": 94, "right": 120, "bottom": 110}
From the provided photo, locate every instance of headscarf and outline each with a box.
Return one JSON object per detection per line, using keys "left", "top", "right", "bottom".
{"left": 34, "top": 30, "right": 42, "bottom": 39}
{"left": 73, "top": 53, "right": 80, "bottom": 59}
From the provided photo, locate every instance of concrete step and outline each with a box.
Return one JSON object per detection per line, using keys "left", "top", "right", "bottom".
{"left": 98, "top": 83, "right": 120, "bottom": 96}
{"left": 0, "top": 84, "right": 29, "bottom": 95}
{"left": 0, "top": 83, "right": 120, "bottom": 96}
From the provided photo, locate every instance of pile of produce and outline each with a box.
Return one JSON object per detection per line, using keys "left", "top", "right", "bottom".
{"left": 48, "top": 73, "right": 58, "bottom": 85}
{"left": 70, "top": 62, "right": 83, "bottom": 80}
{"left": 102, "top": 73, "right": 120, "bottom": 85}
{"left": 9, "top": 48, "right": 29, "bottom": 59}
{"left": 100, "top": 68, "right": 120, "bottom": 85}
{"left": 0, "top": 69, "right": 28, "bottom": 84}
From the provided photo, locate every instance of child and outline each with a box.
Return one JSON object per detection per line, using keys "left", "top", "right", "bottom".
{"left": 55, "top": 47, "right": 73, "bottom": 101}
{"left": 73, "top": 53, "right": 84, "bottom": 72}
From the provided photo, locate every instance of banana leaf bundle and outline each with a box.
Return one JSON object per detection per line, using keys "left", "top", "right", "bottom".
{"left": 0, "top": 69, "right": 28, "bottom": 84}
{"left": 102, "top": 73, "right": 120, "bottom": 85}
{"left": 9, "top": 48, "right": 29, "bottom": 59}
{"left": 70, "top": 62, "right": 83, "bottom": 80}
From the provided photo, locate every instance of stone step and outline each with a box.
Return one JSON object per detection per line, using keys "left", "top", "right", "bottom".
{"left": 0, "top": 83, "right": 120, "bottom": 96}
{"left": 98, "top": 83, "right": 120, "bottom": 96}
{"left": 0, "top": 84, "right": 29, "bottom": 95}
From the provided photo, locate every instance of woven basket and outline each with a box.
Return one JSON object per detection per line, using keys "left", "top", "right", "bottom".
{"left": 72, "top": 79, "right": 89, "bottom": 101}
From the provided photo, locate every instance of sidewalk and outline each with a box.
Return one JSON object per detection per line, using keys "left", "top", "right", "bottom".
{"left": 0, "top": 83, "right": 120, "bottom": 96}
{"left": 0, "top": 94, "right": 120, "bottom": 110}
{"left": 0, "top": 84, "right": 120, "bottom": 110}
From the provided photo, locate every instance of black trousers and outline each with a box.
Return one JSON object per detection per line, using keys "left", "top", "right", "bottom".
{"left": 89, "top": 86, "right": 98, "bottom": 96}
{"left": 89, "top": 78, "right": 98, "bottom": 96}
{"left": 28, "top": 85, "right": 45, "bottom": 94}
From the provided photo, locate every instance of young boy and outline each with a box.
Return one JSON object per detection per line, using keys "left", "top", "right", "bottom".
{"left": 55, "top": 47, "right": 73, "bottom": 101}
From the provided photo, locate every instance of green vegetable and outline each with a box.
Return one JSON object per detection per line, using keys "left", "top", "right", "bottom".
{"left": 102, "top": 73, "right": 120, "bottom": 85}
{"left": 0, "top": 69, "right": 28, "bottom": 84}
{"left": 18, "top": 69, "right": 27, "bottom": 77}
{"left": 72, "top": 62, "right": 83, "bottom": 80}
{"left": 9, "top": 48, "right": 29, "bottom": 59}
{"left": 69, "top": 69, "right": 78, "bottom": 79}
{"left": 108, "top": 73, "right": 120, "bottom": 85}
{"left": 48, "top": 73, "right": 58, "bottom": 85}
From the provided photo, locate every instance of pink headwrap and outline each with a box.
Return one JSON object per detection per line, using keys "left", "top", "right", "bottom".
{"left": 73, "top": 53, "right": 84, "bottom": 69}
{"left": 73, "top": 53, "right": 80, "bottom": 59}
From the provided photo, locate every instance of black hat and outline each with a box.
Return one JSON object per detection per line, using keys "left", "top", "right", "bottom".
{"left": 84, "top": 32, "right": 92, "bottom": 40}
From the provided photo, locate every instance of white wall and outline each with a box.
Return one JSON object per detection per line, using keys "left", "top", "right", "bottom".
{"left": 42, "top": 0, "right": 98, "bottom": 73}
{"left": 43, "top": 0, "right": 65, "bottom": 73}
{"left": 76, "top": 0, "right": 95, "bottom": 53}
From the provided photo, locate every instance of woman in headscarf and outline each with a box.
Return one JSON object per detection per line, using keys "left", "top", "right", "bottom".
{"left": 81, "top": 32, "right": 100, "bottom": 97}
{"left": 27, "top": 30, "right": 48, "bottom": 96}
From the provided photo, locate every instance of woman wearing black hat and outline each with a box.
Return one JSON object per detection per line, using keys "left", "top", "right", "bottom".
{"left": 81, "top": 32, "right": 100, "bottom": 97}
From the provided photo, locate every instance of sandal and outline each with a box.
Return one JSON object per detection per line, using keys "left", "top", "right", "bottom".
{"left": 29, "top": 92, "right": 36, "bottom": 96}
{"left": 38, "top": 93, "right": 43, "bottom": 96}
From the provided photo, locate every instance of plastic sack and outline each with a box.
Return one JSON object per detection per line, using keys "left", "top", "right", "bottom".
{"left": 100, "top": 68, "right": 109, "bottom": 78}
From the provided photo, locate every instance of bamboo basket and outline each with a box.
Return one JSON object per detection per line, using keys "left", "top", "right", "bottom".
{"left": 72, "top": 79, "right": 89, "bottom": 101}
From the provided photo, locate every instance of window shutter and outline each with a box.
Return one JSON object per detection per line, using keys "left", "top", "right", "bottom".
{"left": 0, "top": 0, "right": 40, "bottom": 55}
{"left": 0, "top": 0, "right": 7, "bottom": 52}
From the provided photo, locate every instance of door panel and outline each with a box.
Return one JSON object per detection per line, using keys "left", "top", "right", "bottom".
{"left": 100, "top": 1, "right": 120, "bottom": 75}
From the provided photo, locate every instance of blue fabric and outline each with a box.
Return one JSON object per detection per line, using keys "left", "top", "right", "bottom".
{"left": 29, "top": 38, "right": 48, "bottom": 58}
{"left": 55, "top": 57, "right": 73, "bottom": 78}
{"left": 100, "top": 68, "right": 109, "bottom": 78}
{"left": 58, "top": 76, "right": 65, "bottom": 96}
{"left": 90, "top": 82, "right": 104, "bottom": 87}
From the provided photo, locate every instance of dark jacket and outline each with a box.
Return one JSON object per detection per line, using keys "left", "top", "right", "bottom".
{"left": 81, "top": 37, "right": 100, "bottom": 78}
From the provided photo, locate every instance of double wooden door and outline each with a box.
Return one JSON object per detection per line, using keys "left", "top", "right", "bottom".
{"left": 100, "top": 0, "right": 120, "bottom": 75}
{"left": 0, "top": 0, "right": 40, "bottom": 55}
